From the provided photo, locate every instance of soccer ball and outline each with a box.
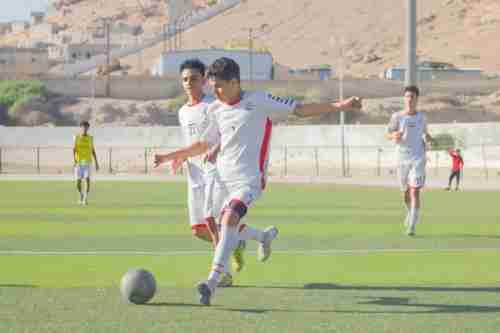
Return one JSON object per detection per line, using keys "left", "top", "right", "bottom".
{"left": 120, "top": 268, "right": 156, "bottom": 304}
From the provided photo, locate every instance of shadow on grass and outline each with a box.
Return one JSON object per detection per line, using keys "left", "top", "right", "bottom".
{"left": 236, "top": 283, "right": 500, "bottom": 293}
{"left": 226, "top": 285, "right": 500, "bottom": 314}
{"left": 0, "top": 284, "right": 38, "bottom": 288}
{"left": 145, "top": 302, "right": 206, "bottom": 308}
{"left": 224, "top": 296, "right": 500, "bottom": 315}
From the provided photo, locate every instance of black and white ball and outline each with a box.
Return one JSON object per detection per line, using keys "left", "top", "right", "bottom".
{"left": 120, "top": 268, "right": 156, "bottom": 304}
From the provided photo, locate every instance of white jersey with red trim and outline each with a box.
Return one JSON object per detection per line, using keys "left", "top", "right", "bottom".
{"left": 387, "top": 111, "right": 428, "bottom": 161}
{"left": 202, "top": 90, "right": 296, "bottom": 188}
{"left": 178, "top": 95, "right": 216, "bottom": 188}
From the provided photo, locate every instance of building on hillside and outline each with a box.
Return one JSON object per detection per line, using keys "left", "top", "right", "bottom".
{"left": 11, "top": 21, "right": 30, "bottom": 34}
{"left": 151, "top": 48, "right": 274, "bottom": 80}
{"left": 275, "top": 65, "right": 332, "bottom": 81}
{"left": 31, "top": 22, "right": 58, "bottom": 36}
{"left": 0, "top": 47, "right": 49, "bottom": 76}
{"left": 30, "top": 11, "right": 45, "bottom": 25}
{"left": 64, "top": 43, "right": 120, "bottom": 63}
{"left": 0, "top": 23, "right": 12, "bottom": 36}
{"left": 384, "top": 61, "right": 482, "bottom": 81}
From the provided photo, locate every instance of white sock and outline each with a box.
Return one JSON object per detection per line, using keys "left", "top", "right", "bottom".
{"left": 408, "top": 206, "right": 420, "bottom": 231}
{"left": 207, "top": 224, "right": 239, "bottom": 289}
{"left": 239, "top": 224, "right": 265, "bottom": 242}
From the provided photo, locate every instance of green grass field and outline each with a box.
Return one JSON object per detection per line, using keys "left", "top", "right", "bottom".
{"left": 1, "top": 181, "right": 500, "bottom": 333}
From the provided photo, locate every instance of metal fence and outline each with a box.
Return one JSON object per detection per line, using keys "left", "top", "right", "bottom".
{"left": 1, "top": 145, "right": 499, "bottom": 181}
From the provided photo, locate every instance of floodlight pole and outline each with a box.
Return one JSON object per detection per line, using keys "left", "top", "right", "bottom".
{"left": 406, "top": 0, "right": 417, "bottom": 86}
{"left": 339, "top": 37, "right": 346, "bottom": 177}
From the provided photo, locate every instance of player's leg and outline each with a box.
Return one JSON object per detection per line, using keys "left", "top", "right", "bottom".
{"left": 407, "top": 158, "right": 426, "bottom": 236}
{"left": 454, "top": 171, "right": 461, "bottom": 191}
{"left": 198, "top": 205, "right": 242, "bottom": 305}
{"left": 188, "top": 186, "right": 213, "bottom": 242}
{"left": 75, "top": 165, "right": 84, "bottom": 204}
{"left": 204, "top": 176, "right": 236, "bottom": 286}
{"left": 209, "top": 176, "right": 246, "bottom": 273}
{"left": 398, "top": 160, "right": 412, "bottom": 227}
{"left": 447, "top": 171, "right": 457, "bottom": 191}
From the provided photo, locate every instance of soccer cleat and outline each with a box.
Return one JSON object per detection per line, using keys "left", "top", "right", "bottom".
{"left": 406, "top": 227, "right": 416, "bottom": 237}
{"left": 258, "top": 226, "right": 278, "bottom": 262}
{"left": 197, "top": 282, "right": 212, "bottom": 306}
{"left": 232, "top": 240, "right": 246, "bottom": 273}
{"left": 217, "top": 273, "right": 233, "bottom": 288}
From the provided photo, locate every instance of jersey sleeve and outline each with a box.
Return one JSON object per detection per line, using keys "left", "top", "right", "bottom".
{"left": 257, "top": 91, "right": 297, "bottom": 122}
{"left": 200, "top": 110, "right": 220, "bottom": 148}
{"left": 387, "top": 113, "right": 400, "bottom": 133}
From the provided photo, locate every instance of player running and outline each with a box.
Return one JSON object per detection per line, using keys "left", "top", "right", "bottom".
{"left": 386, "top": 86, "right": 434, "bottom": 236}
{"left": 155, "top": 59, "right": 262, "bottom": 287}
{"left": 73, "top": 121, "right": 99, "bottom": 205}
{"left": 154, "top": 57, "right": 362, "bottom": 305}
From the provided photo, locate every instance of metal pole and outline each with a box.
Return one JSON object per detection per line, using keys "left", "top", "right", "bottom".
{"left": 406, "top": 0, "right": 417, "bottom": 86}
{"left": 108, "top": 147, "right": 113, "bottom": 174}
{"left": 283, "top": 146, "right": 288, "bottom": 177}
{"left": 314, "top": 147, "right": 319, "bottom": 177}
{"left": 377, "top": 148, "right": 382, "bottom": 176}
{"left": 105, "top": 18, "right": 111, "bottom": 97}
{"left": 144, "top": 148, "right": 148, "bottom": 174}
{"left": 36, "top": 147, "right": 40, "bottom": 174}
{"left": 338, "top": 37, "right": 346, "bottom": 177}
{"left": 162, "top": 24, "right": 167, "bottom": 54}
{"left": 249, "top": 27, "right": 253, "bottom": 83}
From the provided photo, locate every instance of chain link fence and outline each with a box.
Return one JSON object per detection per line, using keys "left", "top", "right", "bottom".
{"left": 1, "top": 144, "right": 499, "bottom": 181}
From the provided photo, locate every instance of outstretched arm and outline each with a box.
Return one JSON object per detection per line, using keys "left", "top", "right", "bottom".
{"left": 154, "top": 140, "right": 210, "bottom": 168}
{"left": 294, "top": 97, "right": 362, "bottom": 118}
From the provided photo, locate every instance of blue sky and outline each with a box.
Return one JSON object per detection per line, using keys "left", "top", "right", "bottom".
{"left": 0, "top": 0, "right": 50, "bottom": 23}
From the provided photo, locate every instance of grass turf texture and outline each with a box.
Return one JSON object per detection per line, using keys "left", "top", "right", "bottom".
{"left": 1, "top": 181, "right": 499, "bottom": 333}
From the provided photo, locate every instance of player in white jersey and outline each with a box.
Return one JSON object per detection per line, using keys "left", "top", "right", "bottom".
{"left": 155, "top": 59, "right": 271, "bottom": 287}
{"left": 386, "top": 86, "right": 435, "bottom": 236}
{"left": 154, "top": 57, "right": 362, "bottom": 305}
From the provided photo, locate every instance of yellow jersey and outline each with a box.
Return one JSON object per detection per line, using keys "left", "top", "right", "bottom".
{"left": 74, "top": 135, "right": 94, "bottom": 164}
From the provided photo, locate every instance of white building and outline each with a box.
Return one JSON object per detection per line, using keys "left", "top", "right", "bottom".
{"left": 151, "top": 48, "right": 274, "bottom": 80}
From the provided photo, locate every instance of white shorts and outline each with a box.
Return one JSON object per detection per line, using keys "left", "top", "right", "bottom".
{"left": 187, "top": 174, "right": 227, "bottom": 228}
{"left": 398, "top": 157, "right": 426, "bottom": 191}
{"left": 222, "top": 182, "right": 263, "bottom": 218}
{"left": 74, "top": 164, "right": 91, "bottom": 180}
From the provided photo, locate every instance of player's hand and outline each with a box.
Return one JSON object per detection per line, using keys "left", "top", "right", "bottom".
{"left": 204, "top": 150, "right": 218, "bottom": 164}
{"left": 154, "top": 154, "right": 169, "bottom": 168}
{"left": 392, "top": 131, "right": 403, "bottom": 142}
{"left": 95, "top": 164, "right": 100, "bottom": 172}
{"left": 335, "top": 96, "right": 362, "bottom": 110}
{"left": 171, "top": 158, "right": 184, "bottom": 174}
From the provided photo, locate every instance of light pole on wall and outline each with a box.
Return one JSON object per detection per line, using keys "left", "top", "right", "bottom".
{"left": 406, "top": 0, "right": 417, "bottom": 87}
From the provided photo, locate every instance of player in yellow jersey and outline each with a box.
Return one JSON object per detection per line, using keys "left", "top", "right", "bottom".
{"left": 73, "top": 121, "right": 99, "bottom": 205}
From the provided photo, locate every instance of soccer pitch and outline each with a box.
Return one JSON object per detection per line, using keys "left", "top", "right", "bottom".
{"left": 1, "top": 181, "right": 500, "bottom": 333}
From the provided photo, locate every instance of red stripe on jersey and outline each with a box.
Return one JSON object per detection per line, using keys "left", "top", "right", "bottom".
{"left": 259, "top": 118, "right": 273, "bottom": 190}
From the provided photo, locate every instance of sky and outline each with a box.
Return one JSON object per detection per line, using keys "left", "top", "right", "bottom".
{"left": 0, "top": 0, "right": 50, "bottom": 23}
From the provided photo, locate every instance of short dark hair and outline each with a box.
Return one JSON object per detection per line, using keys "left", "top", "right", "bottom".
{"left": 404, "top": 85, "right": 420, "bottom": 97}
{"left": 80, "top": 121, "right": 90, "bottom": 128}
{"left": 179, "top": 59, "right": 206, "bottom": 76}
{"left": 207, "top": 57, "right": 240, "bottom": 82}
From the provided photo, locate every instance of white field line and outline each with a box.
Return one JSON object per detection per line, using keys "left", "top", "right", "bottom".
{"left": 1, "top": 247, "right": 500, "bottom": 256}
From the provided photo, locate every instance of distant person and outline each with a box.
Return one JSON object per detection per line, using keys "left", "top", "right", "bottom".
{"left": 73, "top": 121, "right": 99, "bottom": 205}
{"left": 386, "top": 86, "right": 435, "bottom": 236}
{"left": 445, "top": 148, "right": 464, "bottom": 191}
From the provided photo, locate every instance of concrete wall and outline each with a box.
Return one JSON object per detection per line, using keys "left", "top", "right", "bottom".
{"left": 36, "top": 76, "right": 500, "bottom": 101}
{"left": 1, "top": 124, "right": 499, "bottom": 174}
